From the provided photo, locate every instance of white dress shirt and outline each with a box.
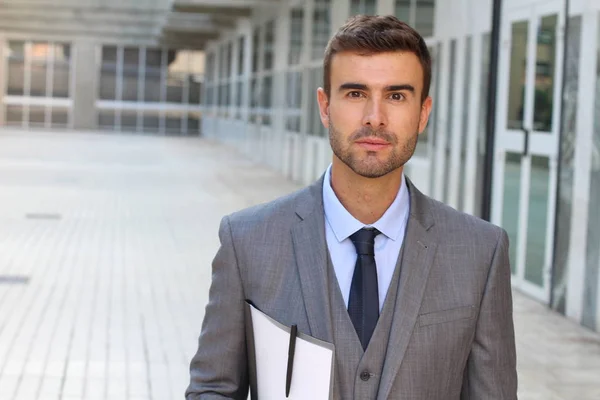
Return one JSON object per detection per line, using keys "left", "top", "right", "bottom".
{"left": 322, "top": 164, "right": 410, "bottom": 312}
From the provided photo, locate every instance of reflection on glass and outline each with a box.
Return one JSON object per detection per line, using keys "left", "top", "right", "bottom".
{"left": 416, "top": 0, "right": 435, "bottom": 37}
{"left": 533, "top": 14, "right": 557, "bottom": 132}
{"left": 507, "top": 21, "right": 529, "bottom": 130}
{"left": 503, "top": 152, "right": 522, "bottom": 274}
{"left": 30, "top": 42, "right": 49, "bottom": 97}
{"left": 144, "top": 49, "right": 162, "bottom": 102}
{"left": 53, "top": 44, "right": 70, "bottom": 98}
{"left": 525, "top": 155, "right": 550, "bottom": 286}
{"left": 122, "top": 47, "right": 139, "bottom": 102}
{"left": 312, "top": 0, "right": 331, "bottom": 60}
{"left": 8, "top": 41, "right": 25, "bottom": 96}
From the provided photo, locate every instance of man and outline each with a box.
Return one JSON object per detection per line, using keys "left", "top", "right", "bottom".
{"left": 186, "top": 15, "right": 517, "bottom": 399}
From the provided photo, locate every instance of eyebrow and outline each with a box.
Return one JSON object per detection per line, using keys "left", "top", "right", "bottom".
{"left": 338, "top": 83, "right": 415, "bottom": 93}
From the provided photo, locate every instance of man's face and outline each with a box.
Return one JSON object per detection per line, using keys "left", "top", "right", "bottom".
{"left": 317, "top": 51, "right": 432, "bottom": 179}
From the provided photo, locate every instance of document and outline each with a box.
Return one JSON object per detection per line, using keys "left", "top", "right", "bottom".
{"left": 245, "top": 302, "right": 335, "bottom": 400}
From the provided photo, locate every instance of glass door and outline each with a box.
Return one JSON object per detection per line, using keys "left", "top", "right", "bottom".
{"left": 492, "top": 1, "right": 564, "bottom": 302}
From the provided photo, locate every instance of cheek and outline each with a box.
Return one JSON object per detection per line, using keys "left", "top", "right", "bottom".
{"left": 330, "top": 103, "right": 363, "bottom": 128}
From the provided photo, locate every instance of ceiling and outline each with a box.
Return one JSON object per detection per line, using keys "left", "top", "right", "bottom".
{"left": 0, "top": 0, "right": 283, "bottom": 49}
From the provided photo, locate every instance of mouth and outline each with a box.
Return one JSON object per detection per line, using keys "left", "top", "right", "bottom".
{"left": 355, "top": 138, "right": 391, "bottom": 151}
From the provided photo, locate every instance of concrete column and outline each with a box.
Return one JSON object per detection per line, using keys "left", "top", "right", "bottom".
{"left": 72, "top": 39, "right": 98, "bottom": 130}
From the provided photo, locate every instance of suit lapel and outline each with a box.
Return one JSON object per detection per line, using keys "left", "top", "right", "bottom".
{"left": 291, "top": 176, "right": 335, "bottom": 343}
{"left": 378, "top": 179, "right": 437, "bottom": 400}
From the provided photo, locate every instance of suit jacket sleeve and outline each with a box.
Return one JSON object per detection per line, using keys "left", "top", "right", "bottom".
{"left": 461, "top": 229, "right": 518, "bottom": 399}
{"left": 186, "top": 216, "right": 249, "bottom": 400}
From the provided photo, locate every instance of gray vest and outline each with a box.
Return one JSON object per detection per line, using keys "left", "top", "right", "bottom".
{"left": 326, "top": 247, "right": 405, "bottom": 400}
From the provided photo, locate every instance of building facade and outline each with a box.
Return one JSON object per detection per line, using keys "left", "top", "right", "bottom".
{"left": 0, "top": 0, "right": 207, "bottom": 135}
{"left": 201, "top": 0, "right": 600, "bottom": 334}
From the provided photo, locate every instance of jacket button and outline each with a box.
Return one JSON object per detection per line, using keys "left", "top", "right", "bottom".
{"left": 360, "top": 371, "right": 370, "bottom": 381}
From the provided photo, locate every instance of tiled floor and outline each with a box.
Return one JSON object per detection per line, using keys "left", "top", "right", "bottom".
{"left": 0, "top": 129, "right": 598, "bottom": 399}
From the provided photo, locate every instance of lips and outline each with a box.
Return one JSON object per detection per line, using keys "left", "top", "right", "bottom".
{"left": 355, "top": 138, "right": 390, "bottom": 151}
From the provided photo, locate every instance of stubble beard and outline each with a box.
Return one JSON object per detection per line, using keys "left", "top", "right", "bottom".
{"left": 328, "top": 117, "right": 419, "bottom": 179}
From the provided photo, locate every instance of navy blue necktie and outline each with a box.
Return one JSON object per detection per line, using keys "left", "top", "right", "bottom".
{"left": 348, "top": 228, "right": 380, "bottom": 350}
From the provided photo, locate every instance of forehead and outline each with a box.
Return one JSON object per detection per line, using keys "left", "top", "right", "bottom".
{"left": 330, "top": 51, "right": 424, "bottom": 89}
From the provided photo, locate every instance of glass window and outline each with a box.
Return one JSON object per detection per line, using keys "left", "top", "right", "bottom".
{"left": 166, "top": 49, "right": 184, "bottom": 103}
{"left": 7, "top": 41, "right": 25, "bottom": 96}
{"left": 262, "top": 75, "right": 273, "bottom": 125}
{"left": 416, "top": 0, "right": 435, "bottom": 37}
{"left": 264, "top": 21, "right": 275, "bottom": 71}
{"left": 308, "top": 66, "right": 326, "bottom": 136}
{"left": 52, "top": 43, "right": 71, "bottom": 98}
{"left": 122, "top": 47, "right": 139, "bottom": 102}
{"left": 29, "top": 42, "right": 50, "bottom": 97}
{"left": 533, "top": 14, "right": 557, "bottom": 132}
{"left": 395, "top": 0, "right": 411, "bottom": 23}
{"left": 51, "top": 107, "right": 69, "bottom": 127}
{"left": 99, "top": 46, "right": 117, "bottom": 100}
{"left": 395, "top": 0, "right": 436, "bottom": 37}
{"left": 507, "top": 20, "right": 528, "bottom": 130}
{"left": 252, "top": 28, "right": 261, "bottom": 73}
{"left": 144, "top": 48, "right": 162, "bottom": 102}
{"left": 5, "top": 105, "right": 23, "bottom": 125}
{"left": 289, "top": 8, "right": 304, "bottom": 66}
{"left": 350, "top": 0, "right": 376, "bottom": 15}
{"left": 238, "top": 36, "right": 245, "bottom": 76}
{"left": 285, "top": 71, "right": 302, "bottom": 132}
{"left": 226, "top": 42, "right": 233, "bottom": 78}
{"left": 312, "top": 0, "right": 331, "bottom": 61}
{"left": 188, "top": 51, "right": 203, "bottom": 105}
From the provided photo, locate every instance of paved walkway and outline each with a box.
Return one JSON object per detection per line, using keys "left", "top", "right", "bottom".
{"left": 0, "top": 129, "right": 598, "bottom": 400}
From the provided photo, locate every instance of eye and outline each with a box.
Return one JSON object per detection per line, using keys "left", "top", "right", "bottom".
{"left": 347, "top": 91, "right": 364, "bottom": 98}
{"left": 390, "top": 93, "right": 405, "bottom": 101}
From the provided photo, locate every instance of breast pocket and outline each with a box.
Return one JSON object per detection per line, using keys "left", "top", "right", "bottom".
{"left": 417, "top": 305, "right": 477, "bottom": 327}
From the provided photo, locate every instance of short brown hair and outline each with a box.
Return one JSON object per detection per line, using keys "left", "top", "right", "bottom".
{"left": 323, "top": 15, "right": 431, "bottom": 103}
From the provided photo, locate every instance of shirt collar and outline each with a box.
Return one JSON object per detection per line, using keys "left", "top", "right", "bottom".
{"left": 322, "top": 164, "right": 410, "bottom": 242}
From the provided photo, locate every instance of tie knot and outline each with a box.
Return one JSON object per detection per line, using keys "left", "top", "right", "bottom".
{"left": 350, "top": 228, "right": 380, "bottom": 256}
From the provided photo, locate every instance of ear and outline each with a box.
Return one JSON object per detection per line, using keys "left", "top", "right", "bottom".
{"left": 317, "top": 87, "right": 330, "bottom": 129}
{"left": 418, "top": 96, "right": 433, "bottom": 134}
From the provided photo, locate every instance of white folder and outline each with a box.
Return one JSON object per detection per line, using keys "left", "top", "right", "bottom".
{"left": 245, "top": 301, "right": 335, "bottom": 400}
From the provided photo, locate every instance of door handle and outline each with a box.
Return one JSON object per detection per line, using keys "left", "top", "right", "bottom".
{"left": 523, "top": 128, "right": 530, "bottom": 156}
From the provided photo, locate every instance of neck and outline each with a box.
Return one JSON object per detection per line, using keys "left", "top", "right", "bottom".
{"left": 330, "top": 157, "right": 403, "bottom": 225}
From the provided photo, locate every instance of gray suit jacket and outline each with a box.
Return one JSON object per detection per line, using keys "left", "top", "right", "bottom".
{"left": 186, "top": 176, "right": 518, "bottom": 399}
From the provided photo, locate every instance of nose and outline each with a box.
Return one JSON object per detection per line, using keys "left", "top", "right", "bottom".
{"left": 362, "top": 97, "right": 387, "bottom": 128}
